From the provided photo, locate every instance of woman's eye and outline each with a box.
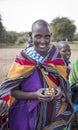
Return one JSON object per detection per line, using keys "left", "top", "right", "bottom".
{"left": 35, "top": 35, "right": 41, "bottom": 39}
{"left": 45, "top": 35, "right": 50, "bottom": 39}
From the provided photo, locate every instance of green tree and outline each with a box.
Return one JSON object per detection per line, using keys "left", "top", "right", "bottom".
{"left": 74, "top": 33, "right": 78, "bottom": 41}
{"left": 50, "top": 17, "right": 76, "bottom": 41}
{"left": 0, "top": 15, "right": 5, "bottom": 42}
{"left": 3, "top": 31, "right": 18, "bottom": 43}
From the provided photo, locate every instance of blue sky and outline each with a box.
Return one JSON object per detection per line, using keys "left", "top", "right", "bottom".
{"left": 0, "top": 0, "right": 78, "bottom": 32}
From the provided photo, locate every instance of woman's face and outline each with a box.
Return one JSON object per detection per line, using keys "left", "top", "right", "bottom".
{"left": 31, "top": 25, "right": 51, "bottom": 57}
{"left": 60, "top": 44, "right": 71, "bottom": 61}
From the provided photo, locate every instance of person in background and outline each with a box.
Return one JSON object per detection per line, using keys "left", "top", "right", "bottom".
{"left": 0, "top": 19, "right": 74, "bottom": 130}
{"left": 69, "top": 59, "right": 78, "bottom": 130}
{"left": 56, "top": 41, "right": 72, "bottom": 128}
{"left": 56, "top": 41, "right": 71, "bottom": 75}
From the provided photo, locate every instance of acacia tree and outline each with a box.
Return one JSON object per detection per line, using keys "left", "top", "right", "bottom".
{"left": 50, "top": 17, "right": 76, "bottom": 41}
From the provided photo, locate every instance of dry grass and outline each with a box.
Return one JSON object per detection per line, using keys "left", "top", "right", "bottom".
{"left": 0, "top": 48, "right": 78, "bottom": 83}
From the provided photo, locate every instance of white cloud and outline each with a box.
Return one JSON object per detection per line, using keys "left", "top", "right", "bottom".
{"left": 0, "top": 0, "right": 78, "bottom": 32}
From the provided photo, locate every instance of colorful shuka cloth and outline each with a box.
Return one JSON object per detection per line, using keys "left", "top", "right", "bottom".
{"left": 0, "top": 45, "right": 74, "bottom": 130}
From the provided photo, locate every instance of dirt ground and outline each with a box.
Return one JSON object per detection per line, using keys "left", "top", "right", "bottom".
{"left": 0, "top": 48, "right": 78, "bottom": 83}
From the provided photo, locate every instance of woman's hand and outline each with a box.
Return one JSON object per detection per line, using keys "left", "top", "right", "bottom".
{"left": 0, "top": 100, "right": 8, "bottom": 116}
{"left": 76, "top": 83, "right": 78, "bottom": 87}
{"left": 53, "top": 87, "right": 62, "bottom": 99}
{"left": 34, "top": 88, "right": 53, "bottom": 102}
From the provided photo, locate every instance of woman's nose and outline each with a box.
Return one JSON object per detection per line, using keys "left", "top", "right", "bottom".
{"left": 40, "top": 37, "right": 45, "bottom": 43}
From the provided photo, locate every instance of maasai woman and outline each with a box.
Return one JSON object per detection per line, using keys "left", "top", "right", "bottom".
{"left": 56, "top": 41, "right": 71, "bottom": 75}
{"left": 0, "top": 19, "right": 74, "bottom": 130}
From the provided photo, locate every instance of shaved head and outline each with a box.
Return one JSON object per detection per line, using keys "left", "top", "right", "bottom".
{"left": 31, "top": 19, "right": 50, "bottom": 33}
{"left": 56, "top": 41, "right": 69, "bottom": 50}
{"left": 56, "top": 40, "right": 71, "bottom": 61}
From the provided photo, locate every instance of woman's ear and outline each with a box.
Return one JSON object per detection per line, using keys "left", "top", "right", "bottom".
{"left": 29, "top": 32, "right": 32, "bottom": 37}
{"left": 29, "top": 32, "right": 32, "bottom": 40}
{"left": 29, "top": 32, "right": 33, "bottom": 43}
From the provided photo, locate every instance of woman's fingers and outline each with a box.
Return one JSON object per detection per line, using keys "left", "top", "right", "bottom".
{"left": 38, "top": 90, "right": 54, "bottom": 102}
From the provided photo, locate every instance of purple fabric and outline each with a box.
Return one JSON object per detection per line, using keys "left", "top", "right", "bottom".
{"left": 8, "top": 69, "right": 42, "bottom": 130}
